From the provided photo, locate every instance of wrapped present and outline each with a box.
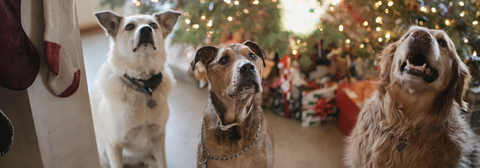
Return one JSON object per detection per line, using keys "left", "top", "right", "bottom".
{"left": 302, "top": 84, "right": 337, "bottom": 106}
{"left": 300, "top": 106, "right": 338, "bottom": 127}
{"left": 272, "top": 87, "right": 287, "bottom": 117}
{"left": 298, "top": 84, "right": 339, "bottom": 127}
{"left": 337, "top": 80, "right": 376, "bottom": 135}
{"left": 289, "top": 86, "right": 303, "bottom": 122}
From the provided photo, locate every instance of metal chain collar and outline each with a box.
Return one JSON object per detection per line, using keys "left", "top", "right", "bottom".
{"left": 198, "top": 112, "right": 262, "bottom": 165}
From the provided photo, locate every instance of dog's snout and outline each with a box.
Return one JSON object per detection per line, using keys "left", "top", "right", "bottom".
{"left": 140, "top": 26, "right": 153, "bottom": 36}
{"left": 240, "top": 63, "right": 255, "bottom": 74}
{"left": 412, "top": 30, "right": 431, "bottom": 43}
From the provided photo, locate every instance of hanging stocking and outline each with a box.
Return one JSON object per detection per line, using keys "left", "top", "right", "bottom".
{"left": 0, "top": 110, "right": 14, "bottom": 156}
{"left": 43, "top": 0, "right": 81, "bottom": 97}
{"left": 0, "top": 0, "right": 40, "bottom": 90}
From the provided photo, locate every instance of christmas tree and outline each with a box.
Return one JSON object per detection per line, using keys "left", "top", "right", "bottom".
{"left": 98, "top": 0, "right": 479, "bottom": 83}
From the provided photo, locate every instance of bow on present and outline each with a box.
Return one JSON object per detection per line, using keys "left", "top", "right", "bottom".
{"left": 312, "top": 98, "right": 335, "bottom": 117}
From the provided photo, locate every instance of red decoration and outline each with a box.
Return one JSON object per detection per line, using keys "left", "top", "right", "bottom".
{"left": 0, "top": 0, "right": 40, "bottom": 90}
{"left": 312, "top": 98, "right": 335, "bottom": 117}
{"left": 44, "top": 41, "right": 61, "bottom": 75}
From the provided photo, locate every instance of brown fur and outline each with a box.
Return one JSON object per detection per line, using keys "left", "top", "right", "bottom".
{"left": 192, "top": 41, "right": 274, "bottom": 168}
{"left": 345, "top": 26, "right": 480, "bottom": 168}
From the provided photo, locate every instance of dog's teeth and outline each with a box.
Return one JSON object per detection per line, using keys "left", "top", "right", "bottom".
{"left": 407, "top": 60, "right": 410, "bottom": 65}
{"left": 422, "top": 63, "right": 426, "bottom": 69}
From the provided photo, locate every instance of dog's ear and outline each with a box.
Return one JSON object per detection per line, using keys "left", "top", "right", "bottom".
{"left": 154, "top": 10, "right": 182, "bottom": 38}
{"left": 244, "top": 41, "right": 267, "bottom": 67}
{"left": 192, "top": 46, "right": 219, "bottom": 71}
{"left": 451, "top": 54, "right": 471, "bottom": 109}
{"left": 94, "top": 11, "right": 123, "bottom": 37}
{"left": 375, "top": 42, "right": 398, "bottom": 95}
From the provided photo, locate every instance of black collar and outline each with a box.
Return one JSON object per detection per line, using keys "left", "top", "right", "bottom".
{"left": 122, "top": 73, "right": 163, "bottom": 96}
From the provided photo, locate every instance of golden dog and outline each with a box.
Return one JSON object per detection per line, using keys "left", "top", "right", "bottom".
{"left": 345, "top": 26, "right": 480, "bottom": 168}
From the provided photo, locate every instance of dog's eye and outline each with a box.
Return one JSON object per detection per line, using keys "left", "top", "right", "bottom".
{"left": 437, "top": 39, "right": 447, "bottom": 47}
{"left": 125, "top": 24, "right": 135, "bottom": 30}
{"left": 150, "top": 23, "right": 158, "bottom": 29}
{"left": 249, "top": 53, "right": 257, "bottom": 61}
{"left": 219, "top": 56, "right": 229, "bottom": 65}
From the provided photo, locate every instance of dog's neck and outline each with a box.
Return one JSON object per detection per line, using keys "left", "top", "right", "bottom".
{"left": 388, "top": 83, "right": 439, "bottom": 119}
{"left": 108, "top": 48, "right": 166, "bottom": 79}
{"left": 209, "top": 90, "right": 255, "bottom": 125}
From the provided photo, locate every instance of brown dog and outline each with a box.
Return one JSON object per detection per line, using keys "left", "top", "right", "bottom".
{"left": 191, "top": 41, "right": 274, "bottom": 168}
{"left": 345, "top": 26, "right": 480, "bottom": 168}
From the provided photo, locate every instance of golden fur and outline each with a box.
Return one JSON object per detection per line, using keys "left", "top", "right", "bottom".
{"left": 345, "top": 26, "right": 480, "bottom": 168}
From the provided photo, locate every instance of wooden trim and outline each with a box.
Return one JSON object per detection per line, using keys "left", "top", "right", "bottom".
{"left": 80, "top": 25, "right": 103, "bottom": 36}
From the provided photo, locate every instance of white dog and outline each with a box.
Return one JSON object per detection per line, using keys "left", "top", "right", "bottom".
{"left": 90, "top": 10, "right": 180, "bottom": 168}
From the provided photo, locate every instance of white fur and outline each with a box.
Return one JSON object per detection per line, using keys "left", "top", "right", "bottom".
{"left": 90, "top": 13, "right": 175, "bottom": 168}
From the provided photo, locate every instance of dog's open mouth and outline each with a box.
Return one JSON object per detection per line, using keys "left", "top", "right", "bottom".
{"left": 400, "top": 53, "right": 438, "bottom": 83}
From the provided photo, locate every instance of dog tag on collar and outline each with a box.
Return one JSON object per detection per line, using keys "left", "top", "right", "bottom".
{"left": 397, "top": 142, "right": 407, "bottom": 153}
{"left": 147, "top": 97, "right": 157, "bottom": 108}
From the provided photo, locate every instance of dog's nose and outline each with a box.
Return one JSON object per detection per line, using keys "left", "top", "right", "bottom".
{"left": 412, "top": 30, "right": 431, "bottom": 43}
{"left": 240, "top": 63, "right": 255, "bottom": 74}
{"left": 140, "top": 26, "right": 153, "bottom": 36}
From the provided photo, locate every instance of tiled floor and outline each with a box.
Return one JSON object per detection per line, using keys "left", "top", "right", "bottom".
{"left": 81, "top": 31, "right": 347, "bottom": 168}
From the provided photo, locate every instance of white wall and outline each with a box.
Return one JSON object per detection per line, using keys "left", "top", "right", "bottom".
{"left": 76, "top": 0, "right": 125, "bottom": 30}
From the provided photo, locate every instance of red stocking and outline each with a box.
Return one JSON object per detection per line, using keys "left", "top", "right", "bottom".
{"left": 0, "top": 0, "right": 40, "bottom": 90}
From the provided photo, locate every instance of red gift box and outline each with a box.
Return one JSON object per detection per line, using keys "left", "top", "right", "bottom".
{"left": 337, "top": 80, "right": 376, "bottom": 135}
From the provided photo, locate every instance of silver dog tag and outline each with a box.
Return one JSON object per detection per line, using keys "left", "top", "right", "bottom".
{"left": 147, "top": 97, "right": 157, "bottom": 108}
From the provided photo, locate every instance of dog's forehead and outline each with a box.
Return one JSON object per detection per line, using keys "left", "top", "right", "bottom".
{"left": 123, "top": 15, "right": 156, "bottom": 25}
{"left": 218, "top": 44, "right": 250, "bottom": 57}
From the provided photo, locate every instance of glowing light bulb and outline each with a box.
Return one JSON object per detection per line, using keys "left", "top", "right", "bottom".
{"left": 360, "top": 44, "right": 364, "bottom": 48}
{"left": 420, "top": 7, "right": 426, "bottom": 12}
{"left": 460, "top": 11, "right": 465, "bottom": 17}
{"left": 431, "top": 7, "right": 436, "bottom": 13}
{"left": 339, "top": 25, "right": 344, "bottom": 31}
{"left": 464, "top": 37, "right": 468, "bottom": 43}
{"left": 365, "top": 38, "right": 370, "bottom": 43}
{"left": 201, "top": 15, "right": 206, "bottom": 20}
{"left": 227, "top": 16, "right": 233, "bottom": 21}
{"left": 234, "top": 0, "right": 239, "bottom": 5}
{"left": 385, "top": 9, "right": 389, "bottom": 13}
{"left": 445, "top": 20, "right": 451, "bottom": 26}
{"left": 192, "top": 24, "right": 199, "bottom": 29}
{"left": 363, "top": 21, "right": 368, "bottom": 26}
{"left": 376, "top": 16, "right": 382, "bottom": 23}
{"left": 346, "top": 39, "right": 350, "bottom": 44}
{"left": 207, "top": 20, "right": 213, "bottom": 27}
{"left": 224, "top": 0, "right": 231, "bottom": 3}
{"left": 388, "top": 1, "right": 393, "bottom": 6}
{"left": 244, "top": 9, "right": 249, "bottom": 14}
{"left": 297, "top": 39, "right": 301, "bottom": 43}
{"left": 292, "top": 50, "right": 298, "bottom": 55}
{"left": 132, "top": 0, "right": 137, "bottom": 3}
{"left": 459, "top": 1, "right": 464, "bottom": 6}
{"left": 253, "top": 0, "right": 259, "bottom": 5}
{"left": 435, "top": 25, "right": 440, "bottom": 29}
{"left": 151, "top": 0, "right": 158, "bottom": 2}
{"left": 473, "top": 51, "right": 477, "bottom": 57}
{"left": 376, "top": 27, "right": 381, "bottom": 31}
{"left": 378, "top": 37, "right": 383, "bottom": 42}
{"left": 385, "top": 33, "right": 390, "bottom": 39}
{"left": 185, "top": 19, "right": 191, "bottom": 24}
{"left": 473, "top": 21, "right": 478, "bottom": 25}
{"left": 135, "top": 1, "right": 141, "bottom": 6}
